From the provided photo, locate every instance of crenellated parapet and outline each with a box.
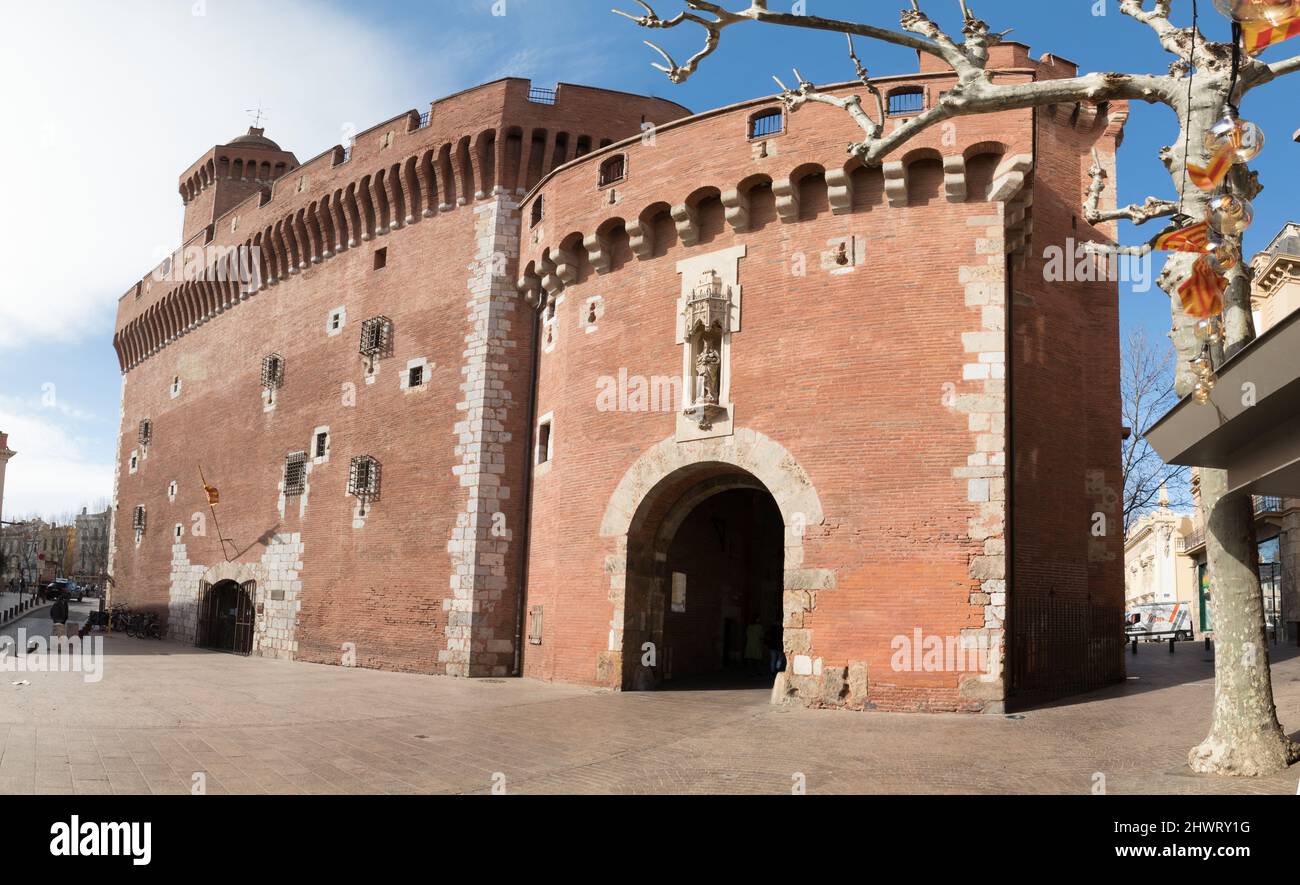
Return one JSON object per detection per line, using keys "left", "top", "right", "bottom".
{"left": 113, "top": 79, "right": 690, "bottom": 373}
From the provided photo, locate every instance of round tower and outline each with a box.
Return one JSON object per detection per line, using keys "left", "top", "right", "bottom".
{"left": 178, "top": 127, "right": 299, "bottom": 244}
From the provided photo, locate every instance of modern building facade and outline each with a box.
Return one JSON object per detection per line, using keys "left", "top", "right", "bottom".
{"left": 111, "top": 44, "right": 1128, "bottom": 713}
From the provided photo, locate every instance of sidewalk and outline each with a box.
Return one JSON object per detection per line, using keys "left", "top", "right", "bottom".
{"left": 0, "top": 591, "right": 47, "bottom": 628}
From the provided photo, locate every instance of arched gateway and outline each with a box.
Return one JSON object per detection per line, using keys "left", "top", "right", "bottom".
{"left": 599, "top": 429, "right": 832, "bottom": 694}
{"left": 195, "top": 561, "right": 259, "bottom": 656}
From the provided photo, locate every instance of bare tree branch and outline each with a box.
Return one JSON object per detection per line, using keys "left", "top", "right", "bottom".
{"left": 618, "top": 1, "right": 1179, "bottom": 165}
{"left": 1085, "top": 148, "right": 1179, "bottom": 224}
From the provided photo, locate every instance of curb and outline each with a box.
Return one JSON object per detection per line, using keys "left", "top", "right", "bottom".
{"left": 0, "top": 601, "right": 53, "bottom": 630}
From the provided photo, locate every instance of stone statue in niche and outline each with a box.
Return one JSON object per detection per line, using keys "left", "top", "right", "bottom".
{"left": 681, "top": 270, "right": 731, "bottom": 432}
{"left": 695, "top": 341, "right": 720, "bottom": 405}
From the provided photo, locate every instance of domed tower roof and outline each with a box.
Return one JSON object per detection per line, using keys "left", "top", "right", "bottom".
{"left": 224, "top": 127, "right": 282, "bottom": 151}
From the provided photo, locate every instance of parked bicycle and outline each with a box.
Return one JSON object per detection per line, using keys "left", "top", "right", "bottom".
{"left": 107, "top": 605, "right": 163, "bottom": 639}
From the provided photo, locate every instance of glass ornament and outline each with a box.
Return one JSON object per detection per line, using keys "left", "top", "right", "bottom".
{"left": 1191, "top": 353, "right": 1215, "bottom": 377}
{"left": 1193, "top": 382, "right": 1213, "bottom": 405}
{"left": 1207, "top": 114, "right": 1265, "bottom": 164}
{"left": 1207, "top": 193, "right": 1254, "bottom": 236}
{"left": 1194, "top": 316, "right": 1226, "bottom": 345}
{"left": 1211, "top": 0, "right": 1299, "bottom": 23}
{"left": 1204, "top": 234, "right": 1241, "bottom": 272}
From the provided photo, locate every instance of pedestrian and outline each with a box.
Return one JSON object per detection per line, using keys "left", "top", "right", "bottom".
{"left": 50, "top": 592, "right": 70, "bottom": 639}
{"left": 765, "top": 623, "right": 785, "bottom": 674}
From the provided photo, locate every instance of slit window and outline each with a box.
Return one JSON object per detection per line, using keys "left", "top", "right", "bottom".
{"left": 537, "top": 420, "right": 552, "bottom": 465}
{"left": 138, "top": 419, "right": 152, "bottom": 446}
{"left": 530, "top": 195, "right": 544, "bottom": 228}
{"left": 315, "top": 431, "right": 329, "bottom": 460}
{"left": 132, "top": 506, "right": 146, "bottom": 535}
{"left": 598, "top": 155, "right": 626, "bottom": 187}
{"left": 888, "top": 89, "right": 925, "bottom": 116}
{"left": 749, "top": 108, "right": 784, "bottom": 139}
{"left": 283, "top": 452, "right": 307, "bottom": 497}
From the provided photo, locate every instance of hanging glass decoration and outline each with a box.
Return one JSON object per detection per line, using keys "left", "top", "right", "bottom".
{"left": 1211, "top": 0, "right": 1298, "bottom": 23}
{"left": 1207, "top": 113, "right": 1266, "bottom": 163}
{"left": 1206, "top": 192, "right": 1255, "bottom": 235}
{"left": 1204, "top": 232, "right": 1242, "bottom": 271}
{"left": 1190, "top": 346, "right": 1219, "bottom": 406}
{"left": 1193, "top": 316, "right": 1227, "bottom": 346}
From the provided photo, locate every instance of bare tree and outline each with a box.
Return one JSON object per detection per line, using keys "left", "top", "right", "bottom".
{"left": 617, "top": 0, "right": 1300, "bottom": 775}
{"left": 1122, "top": 327, "right": 1189, "bottom": 534}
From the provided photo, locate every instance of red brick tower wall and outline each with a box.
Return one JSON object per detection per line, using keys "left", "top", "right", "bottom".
{"left": 516, "top": 44, "right": 1125, "bottom": 711}
{"left": 1009, "top": 90, "right": 1129, "bottom": 700}
{"left": 110, "top": 79, "right": 690, "bottom": 676}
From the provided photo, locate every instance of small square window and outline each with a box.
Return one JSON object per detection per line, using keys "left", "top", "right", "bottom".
{"left": 374, "top": 248, "right": 387, "bottom": 270}
{"left": 408, "top": 365, "right": 424, "bottom": 388}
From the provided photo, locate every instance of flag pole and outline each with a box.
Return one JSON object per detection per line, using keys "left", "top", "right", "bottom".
{"left": 198, "top": 466, "right": 232, "bottom": 563}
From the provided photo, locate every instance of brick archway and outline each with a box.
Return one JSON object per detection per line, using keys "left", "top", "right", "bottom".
{"left": 598, "top": 428, "right": 832, "bottom": 694}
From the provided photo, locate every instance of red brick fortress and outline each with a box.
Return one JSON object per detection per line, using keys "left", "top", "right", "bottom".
{"left": 111, "top": 43, "right": 1126, "bottom": 713}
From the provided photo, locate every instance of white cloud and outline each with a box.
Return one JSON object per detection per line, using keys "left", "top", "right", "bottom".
{"left": 0, "top": 401, "right": 114, "bottom": 522}
{"left": 0, "top": 0, "right": 458, "bottom": 352}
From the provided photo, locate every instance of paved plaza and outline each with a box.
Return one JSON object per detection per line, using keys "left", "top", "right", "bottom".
{"left": 2, "top": 604, "right": 1299, "bottom": 795}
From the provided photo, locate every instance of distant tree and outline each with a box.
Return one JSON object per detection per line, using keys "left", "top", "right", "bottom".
{"left": 1121, "top": 327, "right": 1190, "bottom": 534}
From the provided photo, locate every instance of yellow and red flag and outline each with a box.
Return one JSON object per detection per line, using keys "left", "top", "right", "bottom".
{"left": 1178, "top": 256, "right": 1229, "bottom": 318}
{"left": 1151, "top": 220, "right": 1212, "bottom": 253}
{"left": 1243, "top": 4, "right": 1300, "bottom": 54}
{"left": 1186, "top": 142, "right": 1235, "bottom": 191}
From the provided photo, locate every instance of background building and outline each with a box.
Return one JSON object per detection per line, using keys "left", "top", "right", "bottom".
{"left": 73, "top": 506, "right": 111, "bottom": 587}
{"left": 1168, "top": 223, "right": 1300, "bottom": 642}
{"left": 1124, "top": 488, "right": 1196, "bottom": 612}
{"left": 111, "top": 44, "right": 1128, "bottom": 713}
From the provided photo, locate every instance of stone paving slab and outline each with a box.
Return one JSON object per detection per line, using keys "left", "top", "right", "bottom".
{"left": 3, "top": 606, "right": 1299, "bottom": 794}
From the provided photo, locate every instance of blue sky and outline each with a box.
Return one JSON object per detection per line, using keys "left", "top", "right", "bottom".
{"left": 1, "top": 0, "right": 1297, "bottom": 519}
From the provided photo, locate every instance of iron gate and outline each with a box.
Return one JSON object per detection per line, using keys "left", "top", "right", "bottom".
{"left": 1011, "top": 595, "right": 1125, "bottom": 702}
{"left": 196, "top": 579, "right": 257, "bottom": 656}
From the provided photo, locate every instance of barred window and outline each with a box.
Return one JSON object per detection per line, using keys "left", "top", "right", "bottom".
{"left": 888, "top": 88, "right": 925, "bottom": 116}
{"left": 528, "top": 606, "right": 544, "bottom": 645}
{"left": 283, "top": 452, "right": 307, "bottom": 497}
{"left": 348, "top": 455, "right": 381, "bottom": 501}
{"left": 408, "top": 365, "right": 424, "bottom": 388}
{"left": 315, "top": 431, "right": 329, "bottom": 460}
{"left": 132, "top": 506, "right": 147, "bottom": 533}
{"left": 748, "top": 108, "right": 784, "bottom": 139}
{"left": 261, "top": 353, "right": 284, "bottom": 389}
{"left": 138, "top": 419, "right": 152, "bottom": 446}
{"left": 359, "top": 316, "right": 392, "bottom": 359}
{"left": 598, "top": 155, "right": 626, "bottom": 187}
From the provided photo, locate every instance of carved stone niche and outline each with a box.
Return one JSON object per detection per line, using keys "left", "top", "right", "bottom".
{"left": 675, "top": 245, "right": 745, "bottom": 442}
